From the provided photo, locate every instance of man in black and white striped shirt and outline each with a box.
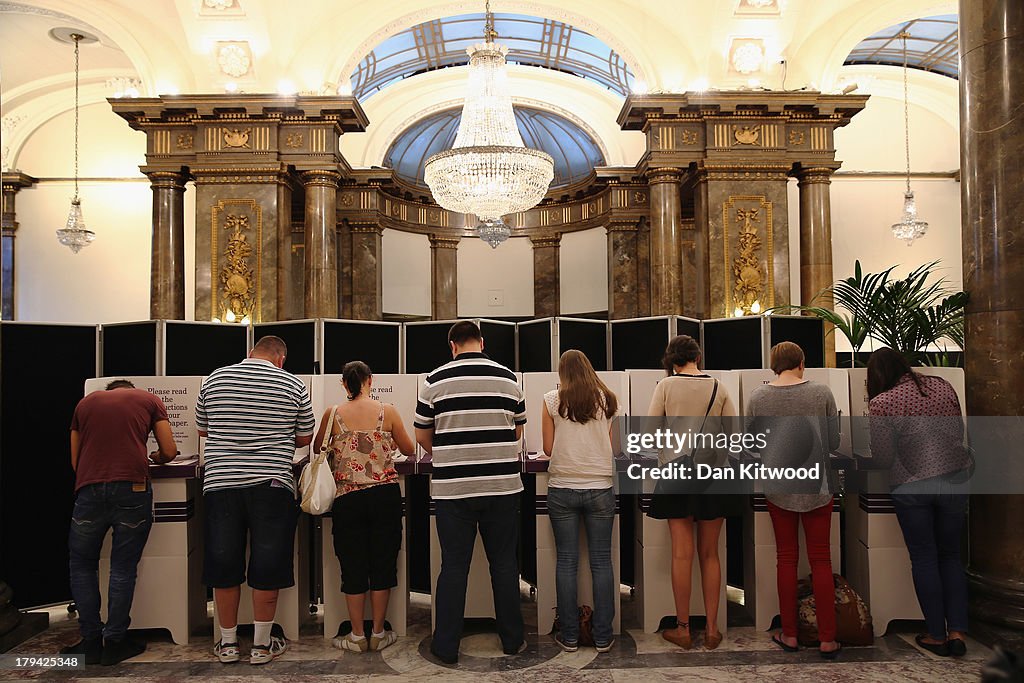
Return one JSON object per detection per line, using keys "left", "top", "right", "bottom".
{"left": 196, "top": 335, "right": 315, "bottom": 666}
{"left": 415, "top": 320, "right": 526, "bottom": 664}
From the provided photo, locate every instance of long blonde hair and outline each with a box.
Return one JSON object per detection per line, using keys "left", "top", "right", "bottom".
{"left": 557, "top": 349, "right": 618, "bottom": 423}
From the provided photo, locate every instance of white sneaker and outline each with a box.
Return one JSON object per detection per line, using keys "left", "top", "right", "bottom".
{"left": 332, "top": 632, "right": 369, "bottom": 653}
{"left": 370, "top": 630, "right": 397, "bottom": 652}
{"left": 214, "top": 640, "right": 240, "bottom": 664}
{"left": 250, "top": 635, "right": 287, "bottom": 665}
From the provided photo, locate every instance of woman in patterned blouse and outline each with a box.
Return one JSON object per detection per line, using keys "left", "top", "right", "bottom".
{"left": 867, "top": 348, "right": 971, "bottom": 658}
{"left": 314, "top": 361, "right": 415, "bottom": 654}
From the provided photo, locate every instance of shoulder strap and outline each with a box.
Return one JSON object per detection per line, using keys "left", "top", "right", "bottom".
{"left": 697, "top": 380, "right": 719, "bottom": 430}
{"left": 319, "top": 405, "right": 338, "bottom": 452}
{"left": 376, "top": 404, "right": 386, "bottom": 431}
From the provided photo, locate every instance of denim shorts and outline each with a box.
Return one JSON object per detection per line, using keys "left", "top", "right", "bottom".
{"left": 202, "top": 481, "right": 298, "bottom": 590}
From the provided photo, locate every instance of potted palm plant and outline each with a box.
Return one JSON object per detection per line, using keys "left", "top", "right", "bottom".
{"left": 771, "top": 260, "right": 967, "bottom": 366}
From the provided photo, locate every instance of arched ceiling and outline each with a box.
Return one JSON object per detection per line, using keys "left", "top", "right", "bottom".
{"left": 384, "top": 105, "right": 605, "bottom": 188}
{"left": 2, "top": 0, "right": 962, "bottom": 172}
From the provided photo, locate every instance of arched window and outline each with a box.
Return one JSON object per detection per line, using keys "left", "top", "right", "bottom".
{"left": 845, "top": 15, "right": 958, "bottom": 79}
{"left": 352, "top": 13, "right": 634, "bottom": 98}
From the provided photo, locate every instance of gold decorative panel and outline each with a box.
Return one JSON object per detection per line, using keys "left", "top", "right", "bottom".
{"left": 211, "top": 199, "right": 263, "bottom": 322}
{"left": 722, "top": 195, "right": 774, "bottom": 315}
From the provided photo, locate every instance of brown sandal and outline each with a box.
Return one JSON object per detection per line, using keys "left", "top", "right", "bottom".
{"left": 662, "top": 624, "right": 692, "bottom": 650}
{"left": 703, "top": 630, "right": 723, "bottom": 650}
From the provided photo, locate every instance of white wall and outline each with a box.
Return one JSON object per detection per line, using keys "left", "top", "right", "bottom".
{"left": 381, "top": 228, "right": 430, "bottom": 317}
{"left": 560, "top": 227, "right": 607, "bottom": 314}
{"left": 457, "top": 237, "right": 534, "bottom": 317}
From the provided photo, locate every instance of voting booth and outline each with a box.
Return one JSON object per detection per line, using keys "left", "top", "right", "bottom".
{"left": 765, "top": 315, "right": 826, "bottom": 369}
{"left": 85, "top": 376, "right": 206, "bottom": 645}
{"left": 518, "top": 317, "right": 609, "bottom": 372}
{"left": 700, "top": 315, "right": 825, "bottom": 371}
{"left": 252, "top": 319, "right": 320, "bottom": 375}
{"left": 610, "top": 316, "right": 700, "bottom": 371}
{"left": 479, "top": 318, "right": 517, "bottom": 371}
{"left": 844, "top": 366, "right": 966, "bottom": 636}
{"left": 319, "top": 373, "right": 418, "bottom": 639}
{"left": 1, "top": 322, "right": 98, "bottom": 609}
{"left": 322, "top": 320, "right": 402, "bottom": 374}
{"left": 521, "top": 372, "right": 629, "bottom": 636}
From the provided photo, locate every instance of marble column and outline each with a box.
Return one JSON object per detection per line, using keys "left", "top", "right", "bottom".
{"left": 607, "top": 220, "right": 640, "bottom": 319}
{"left": 301, "top": 170, "right": 340, "bottom": 319}
{"left": 531, "top": 234, "right": 561, "bottom": 318}
{"left": 647, "top": 168, "right": 684, "bottom": 315}
{"left": 337, "top": 218, "right": 353, "bottom": 319}
{"left": 636, "top": 216, "right": 651, "bottom": 317}
{"left": 797, "top": 166, "right": 837, "bottom": 367}
{"left": 1, "top": 173, "right": 35, "bottom": 320}
{"left": 350, "top": 222, "right": 383, "bottom": 320}
{"left": 430, "top": 235, "right": 459, "bottom": 320}
{"left": 146, "top": 170, "right": 187, "bottom": 320}
{"left": 691, "top": 174, "right": 712, "bottom": 320}
{"left": 960, "top": 0, "right": 1024, "bottom": 637}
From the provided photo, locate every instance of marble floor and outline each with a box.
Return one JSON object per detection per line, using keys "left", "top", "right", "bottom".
{"left": 0, "top": 588, "right": 994, "bottom": 682}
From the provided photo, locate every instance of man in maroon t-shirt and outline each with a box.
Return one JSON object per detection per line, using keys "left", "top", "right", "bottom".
{"left": 60, "top": 380, "right": 177, "bottom": 666}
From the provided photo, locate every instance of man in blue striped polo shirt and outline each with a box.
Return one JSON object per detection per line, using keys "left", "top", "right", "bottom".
{"left": 196, "top": 335, "right": 315, "bottom": 666}
{"left": 415, "top": 320, "right": 527, "bottom": 664}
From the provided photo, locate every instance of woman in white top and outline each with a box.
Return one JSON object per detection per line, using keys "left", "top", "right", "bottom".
{"left": 541, "top": 349, "right": 618, "bottom": 653}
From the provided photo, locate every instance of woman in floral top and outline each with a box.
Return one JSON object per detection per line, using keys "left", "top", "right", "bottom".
{"left": 313, "top": 361, "right": 415, "bottom": 654}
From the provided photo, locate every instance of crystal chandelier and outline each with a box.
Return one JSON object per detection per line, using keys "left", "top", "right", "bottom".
{"left": 423, "top": 0, "right": 553, "bottom": 248}
{"left": 56, "top": 33, "right": 96, "bottom": 253}
{"left": 890, "top": 31, "right": 928, "bottom": 246}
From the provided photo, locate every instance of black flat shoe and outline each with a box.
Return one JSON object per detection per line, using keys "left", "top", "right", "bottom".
{"left": 60, "top": 637, "right": 102, "bottom": 665}
{"left": 771, "top": 634, "right": 799, "bottom": 652}
{"left": 820, "top": 643, "right": 842, "bottom": 660}
{"left": 915, "top": 634, "right": 950, "bottom": 657}
{"left": 948, "top": 638, "right": 967, "bottom": 657}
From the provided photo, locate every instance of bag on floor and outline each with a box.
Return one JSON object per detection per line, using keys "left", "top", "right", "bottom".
{"left": 796, "top": 574, "right": 873, "bottom": 646}
{"left": 553, "top": 604, "right": 595, "bottom": 646}
{"left": 299, "top": 405, "right": 338, "bottom": 515}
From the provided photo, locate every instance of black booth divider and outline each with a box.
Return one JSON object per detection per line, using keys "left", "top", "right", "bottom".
{"left": 518, "top": 317, "right": 608, "bottom": 372}
{"left": 252, "top": 320, "right": 319, "bottom": 375}
{"left": 404, "top": 320, "right": 460, "bottom": 375}
{"left": 322, "top": 320, "right": 401, "bottom": 374}
{"left": 478, "top": 319, "right": 516, "bottom": 371}
{"left": 700, "top": 316, "right": 765, "bottom": 370}
{"left": 164, "top": 321, "right": 250, "bottom": 376}
{"left": 1, "top": 323, "right": 98, "bottom": 608}
{"left": 766, "top": 315, "right": 825, "bottom": 368}
{"left": 610, "top": 316, "right": 700, "bottom": 371}
{"left": 101, "top": 321, "right": 160, "bottom": 376}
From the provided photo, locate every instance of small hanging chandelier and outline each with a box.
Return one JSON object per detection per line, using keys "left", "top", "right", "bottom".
{"left": 890, "top": 31, "right": 928, "bottom": 246}
{"left": 423, "top": 0, "right": 554, "bottom": 248}
{"left": 56, "top": 33, "right": 96, "bottom": 253}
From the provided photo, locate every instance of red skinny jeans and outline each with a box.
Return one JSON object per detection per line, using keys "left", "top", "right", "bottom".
{"left": 766, "top": 498, "right": 836, "bottom": 642}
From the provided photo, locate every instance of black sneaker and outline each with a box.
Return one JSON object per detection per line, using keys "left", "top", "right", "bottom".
{"left": 948, "top": 638, "right": 967, "bottom": 657}
{"left": 101, "top": 637, "right": 146, "bottom": 665}
{"left": 60, "top": 637, "right": 102, "bottom": 665}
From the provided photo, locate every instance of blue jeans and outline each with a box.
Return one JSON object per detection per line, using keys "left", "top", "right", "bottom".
{"left": 547, "top": 487, "right": 616, "bottom": 646}
{"left": 891, "top": 472, "right": 969, "bottom": 640}
{"left": 68, "top": 482, "right": 153, "bottom": 642}
{"left": 433, "top": 495, "right": 523, "bottom": 659}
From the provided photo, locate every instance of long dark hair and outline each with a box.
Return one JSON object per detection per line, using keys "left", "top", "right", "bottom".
{"left": 342, "top": 361, "right": 372, "bottom": 399}
{"left": 557, "top": 350, "right": 618, "bottom": 423}
{"left": 662, "top": 335, "right": 702, "bottom": 374}
{"left": 867, "top": 347, "right": 925, "bottom": 399}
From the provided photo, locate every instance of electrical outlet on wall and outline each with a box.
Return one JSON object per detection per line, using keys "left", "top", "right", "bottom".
{"left": 487, "top": 289, "right": 504, "bottom": 307}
